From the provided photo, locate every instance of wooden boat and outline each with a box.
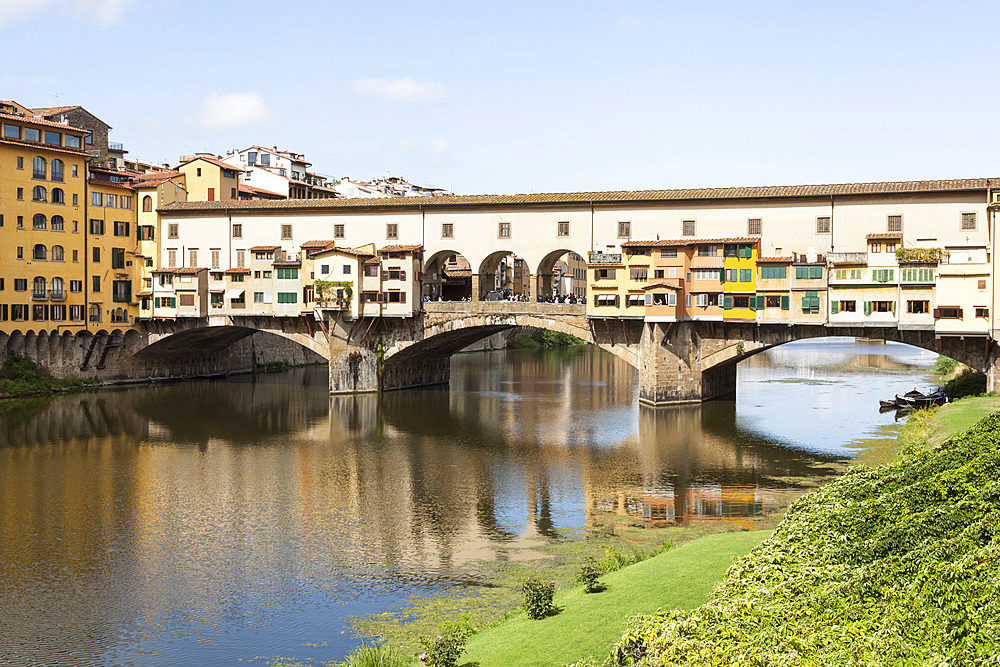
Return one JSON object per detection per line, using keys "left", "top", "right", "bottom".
{"left": 895, "top": 388, "right": 947, "bottom": 409}
{"left": 879, "top": 399, "right": 898, "bottom": 409}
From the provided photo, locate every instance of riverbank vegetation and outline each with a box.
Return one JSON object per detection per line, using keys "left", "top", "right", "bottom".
{"left": 597, "top": 401, "right": 1000, "bottom": 665}
{"left": 508, "top": 329, "right": 585, "bottom": 350}
{"left": 934, "top": 354, "right": 987, "bottom": 398}
{"left": 0, "top": 354, "right": 97, "bottom": 398}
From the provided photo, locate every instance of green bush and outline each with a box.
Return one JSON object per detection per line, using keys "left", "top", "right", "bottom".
{"left": 576, "top": 557, "right": 604, "bottom": 593}
{"left": 946, "top": 367, "right": 987, "bottom": 399}
{"left": 607, "top": 411, "right": 1000, "bottom": 665}
{"left": 933, "top": 355, "right": 958, "bottom": 376}
{"left": 338, "top": 642, "right": 406, "bottom": 667}
{"left": 521, "top": 577, "right": 557, "bottom": 619}
{"left": 417, "top": 615, "right": 474, "bottom": 667}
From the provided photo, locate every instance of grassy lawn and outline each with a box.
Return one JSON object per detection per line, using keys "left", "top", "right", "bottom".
{"left": 459, "top": 530, "right": 771, "bottom": 667}
{"left": 903, "top": 395, "right": 1000, "bottom": 449}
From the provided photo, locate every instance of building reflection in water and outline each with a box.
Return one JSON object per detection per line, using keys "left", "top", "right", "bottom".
{"left": 0, "top": 341, "right": 934, "bottom": 664}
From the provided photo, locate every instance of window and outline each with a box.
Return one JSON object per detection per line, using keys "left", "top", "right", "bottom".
{"left": 51, "top": 188, "right": 64, "bottom": 204}
{"left": 16, "top": 187, "right": 23, "bottom": 200}
{"left": 65, "top": 134, "right": 81, "bottom": 149}
{"left": 89, "top": 304, "right": 101, "bottom": 322}
{"left": 766, "top": 296, "right": 781, "bottom": 308}
{"left": 281, "top": 224, "right": 292, "bottom": 240}
{"left": 596, "top": 268, "right": 616, "bottom": 280}
{"left": 109, "top": 248, "right": 124, "bottom": 269}
{"left": 800, "top": 291, "right": 820, "bottom": 313}
{"left": 979, "top": 279, "right": 987, "bottom": 290}
{"left": 51, "top": 215, "right": 63, "bottom": 231}
{"left": 50, "top": 304, "right": 65, "bottom": 321}
{"left": 112, "top": 280, "right": 131, "bottom": 303}
{"left": 872, "top": 268, "right": 895, "bottom": 283}
{"left": 630, "top": 268, "right": 648, "bottom": 280}
{"left": 863, "top": 300, "right": 895, "bottom": 314}
{"left": 17, "top": 246, "right": 23, "bottom": 259}
{"left": 207, "top": 187, "right": 215, "bottom": 201}
{"left": 33, "top": 214, "right": 46, "bottom": 230}
{"left": 725, "top": 268, "right": 738, "bottom": 282}
{"left": 724, "top": 244, "right": 738, "bottom": 258}
{"left": 442, "top": 223, "right": 454, "bottom": 238}
{"left": 51, "top": 245, "right": 64, "bottom": 261}
{"left": 732, "top": 295, "right": 750, "bottom": 309}
{"left": 88, "top": 219, "right": 104, "bottom": 235}
{"left": 120, "top": 196, "right": 131, "bottom": 209}
{"left": 104, "top": 194, "right": 116, "bottom": 208}
{"left": 70, "top": 280, "right": 82, "bottom": 292}
{"left": 69, "top": 305, "right": 82, "bottom": 321}
{"left": 14, "top": 278, "right": 27, "bottom": 291}
{"left": 617, "top": 221, "right": 630, "bottom": 239}
{"left": 277, "top": 292, "right": 298, "bottom": 304}
{"left": 188, "top": 249, "right": 197, "bottom": 267}
{"left": 693, "top": 268, "right": 721, "bottom": 281}
{"left": 24, "top": 127, "right": 39, "bottom": 142}
{"left": 72, "top": 165, "right": 78, "bottom": 177}
{"left": 32, "top": 156, "right": 46, "bottom": 179}
{"left": 167, "top": 249, "right": 177, "bottom": 267}
{"left": 887, "top": 215, "right": 902, "bottom": 232}
{"left": 343, "top": 265, "right": 352, "bottom": 275}
{"left": 334, "top": 224, "right": 345, "bottom": 238}
{"left": 72, "top": 194, "right": 78, "bottom": 205}
{"left": 91, "top": 191, "right": 102, "bottom": 206}
{"left": 900, "top": 267, "right": 934, "bottom": 282}
{"left": 976, "top": 307, "right": 989, "bottom": 318}
{"left": 885, "top": 242, "right": 896, "bottom": 253}
{"left": 667, "top": 268, "right": 677, "bottom": 278}
{"left": 92, "top": 247, "right": 100, "bottom": 263}
{"left": 32, "top": 185, "right": 47, "bottom": 202}
{"left": 142, "top": 195, "right": 153, "bottom": 212}
{"left": 74, "top": 250, "right": 79, "bottom": 262}
{"left": 211, "top": 249, "right": 220, "bottom": 269}
{"left": 33, "top": 244, "right": 47, "bottom": 260}
{"left": 114, "top": 220, "right": 129, "bottom": 236}
{"left": 386, "top": 223, "right": 398, "bottom": 239}
{"left": 232, "top": 223, "right": 241, "bottom": 238}
{"left": 499, "top": 221, "right": 511, "bottom": 238}
{"left": 739, "top": 268, "right": 752, "bottom": 282}
{"left": 747, "top": 218, "right": 762, "bottom": 235}
{"left": 795, "top": 266, "right": 823, "bottom": 280}
{"left": 248, "top": 151, "right": 257, "bottom": 165}
{"left": 682, "top": 220, "right": 695, "bottom": 236}
{"left": 907, "top": 300, "right": 929, "bottom": 314}
{"left": 43, "top": 130, "right": 60, "bottom": 146}
{"left": 837, "top": 300, "right": 856, "bottom": 312}
{"left": 557, "top": 221, "right": 570, "bottom": 237}
{"left": 138, "top": 225, "right": 154, "bottom": 240}
{"left": 168, "top": 223, "right": 178, "bottom": 239}
{"left": 263, "top": 270, "right": 271, "bottom": 278}
{"left": 276, "top": 268, "right": 299, "bottom": 279}
{"left": 230, "top": 273, "right": 245, "bottom": 283}
{"left": 235, "top": 249, "right": 245, "bottom": 268}
{"left": 962, "top": 213, "right": 977, "bottom": 230}
{"left": 51, "top": 159, "right": 63, "bottom": 182}
{"left": 760, "top": 266, "right": 787, "bottom": 280}
{"left": 816, "top": 216, "right": 831, "bottom": 233}
{"left": 2, "top": 123, "right": 19, "bottom": 139}
{"left": 659, "top": 247, "right": 678, "bottom": 258}
{"left": 365, "top": 264, "right": 379, "bottom": 277}
{"left": 92, "top": 275, "right": 101, "bottom": 293}
{"left": 594, "top": 294, "right": 619, "bottom": 307}
{"left": 32, "top": 276, "right": 47, "bottom": 297}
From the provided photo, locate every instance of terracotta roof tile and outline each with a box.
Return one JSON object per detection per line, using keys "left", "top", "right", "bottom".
{"left": 0, "top": 136, "right": 89, "bottom": 158}
{"left": 622, "top": 237, "right": 759, "bottom": 247}
{"left": 379, "top": 244, "right": 422, "bottom": 253}
{"left": 300, "top": 239, "right": 334, "bottom": 248}
{"left": 88, "top": 178, "right": 135, "bottom": 191}
{"left": 174, "top": 267, "right": 206, "bottom": 274}
{"left": 158, "top": 177, "right": 999, "bottom": 214}
{"left": 250, "top": 245, "right": 281, "bottom": 251}
{"left": 443, "top": 268, "right": 472, "bottom": 277}
{"left": 224, "top": 268, "right": 251, "bottom": 274}
{"left": 239, "top": 184, "right": 286, "bottom": 198}
{"left": 867, "top": 232, "right": 903, "bottom": 239}
{"left": 135, "top": 290, "right": 152, "bottom": 297}
{"left": 0, "top": 109, "right": 88, "bottom": 132}
{"left": 178, "top": 155, "right": 241, "bottom": 172}
{"left": 273, "top": 259, "right": 301, "bottom": 266}
{"left": 757, "top": 256, "right": 795, "bottom": 263}
{"left": 641, "top": 281, "right": 684, "bottom": 291}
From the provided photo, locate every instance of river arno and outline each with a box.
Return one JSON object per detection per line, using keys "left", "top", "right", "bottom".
{"left": 0, "top": 339, "right": 935, "bottom": 665}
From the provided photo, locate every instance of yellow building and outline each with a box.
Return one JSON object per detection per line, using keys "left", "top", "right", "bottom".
{"left": 134, "top": 172, "right": 187, "bottom": 319}
{"left": 722, "top": 239, "right": 759, "bottom": 321}
{"left": 176, "top": 156, "right": 239, "bottom": 202}
{"left": 85, "top": 170, "right": 139, "bottom": 330}
{"left": 1, "top": 110, "right": 90, "bottom": 334}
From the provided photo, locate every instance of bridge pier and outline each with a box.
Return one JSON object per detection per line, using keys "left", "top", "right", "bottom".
{"left": 638, "top": 321, "right": 738, "bottom": 405}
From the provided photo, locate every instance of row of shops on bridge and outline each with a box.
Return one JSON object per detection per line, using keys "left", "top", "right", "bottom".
{"left": 586, "top": 235, "right": 989, "bottom": 336}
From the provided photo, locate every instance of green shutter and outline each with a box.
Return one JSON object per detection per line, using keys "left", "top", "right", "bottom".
{"left": 724, "top": 295, "right": 733, "bottom": 310}
{"left": 810, "top": 266, "right": 822, "bottom": 279}
{"left": 864, "top": 301, "right": 873, "bottom": 315}
{"left": 780, "top": 295, "right": 789, "bottom": 310}
{"left": 801, "top": 295, "right": 810, "bottom": 310}
{"left": 831, "top": 300, "right": 839, "bottom": 314}
{"left": 170, "top": 297, "right": 176, "bottom": 308}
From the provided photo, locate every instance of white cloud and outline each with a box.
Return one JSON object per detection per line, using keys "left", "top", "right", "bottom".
{"left": 617, "top": 13, "right": 641, "bottom": 32}
{"left": 353, "top": 77, "right": 446, "bottom": 102}
{"left": 198, "top": 92, "right": 274, "bottom": 128}
{"left": 0, "top": 0, "right": 135, "bottom": 28}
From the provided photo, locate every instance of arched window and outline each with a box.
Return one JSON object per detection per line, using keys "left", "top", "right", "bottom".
{"left": 142, "top": 195, "right": 153, "bottom": 212}
{"left": 32, "top": 214, "right": 46, "bottom": 230}
{"left": 51, "top": 188, "right": 64, "bottom": 204}
{"left": 51, "top": 245, "right": 64, "bottom": 261}
{"left": 51, "top": 159, "right": 64, "bottom": 182}
{"left": 32, "top": 185, "right": 47, "bottom": 202}
{"left": 33, "top": 244, "right": 47, "bottom": 260}
{"left": 50, "top": 277, "right": 64, "bottom": 297}
{"left": 51, "top": 215, "right": 64, "bottom": 231}
{"left": 32, "top": 156, "right": 46, "bottom": 179}
{"left": 111, "top": 307, "right": 128, "bottom": 323}
{"left": 89, "top": 304, "right": 102, "bottom": 323}
{"left": 32, "top": 276, "right": 47, "bottom": 297}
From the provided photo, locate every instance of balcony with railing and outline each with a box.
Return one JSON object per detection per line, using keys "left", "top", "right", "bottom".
{"left": 588, "top": 252, "right": 622, "bottom": 265}
{"left": 108, "top": 142, "right": 124, "bottom": 151}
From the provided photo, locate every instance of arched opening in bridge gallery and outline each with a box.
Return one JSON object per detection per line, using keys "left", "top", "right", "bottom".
{"left": 422, "top": 250, "right": 473, "bottom": 301}
{"left": 536, "top": 249, "right": 587, "bottom": 303}
{"left": 477, "top": 250, "right": 527, "bottom": 301}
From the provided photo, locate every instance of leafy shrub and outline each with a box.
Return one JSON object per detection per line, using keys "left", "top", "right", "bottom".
{"left": 417, "top": 615, "right": 474, "bottom": 667}
{"left": 933, "top": 355, "right": 958, "bottom": 376}
{"left": 521, "top": 577, "right": 557, "bottom": 619}
{"left": 338, "top": 642, "right": 406, "bottom": 667}
{"left": 607, "top": 412, "right": 1000, "bottom": 665}
{"left": 576, "top": 557, "right": 604, "bottom": 593}
{"left": 946, "top": 367, "right": 987, "bottom": 399}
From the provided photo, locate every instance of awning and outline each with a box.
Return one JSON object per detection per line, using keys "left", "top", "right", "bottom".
{"left": 224, "top": 289, "right": 244, "bottom": 299}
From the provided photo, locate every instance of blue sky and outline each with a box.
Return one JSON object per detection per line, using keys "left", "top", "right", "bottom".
{"left": 2, "top": 0, "right": 997, "bottom": 194}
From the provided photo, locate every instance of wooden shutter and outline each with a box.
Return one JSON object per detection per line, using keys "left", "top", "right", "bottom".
{"left": 933, "top": 307, "right": 941, "bottom": 318}
{"left": 644, "top": 293, "right": 652, "bottom": 307}
{"left": 400, "top": 270, "right": 406, "bottom": 281}
{"left": 780, "top": 295, "right": 789, "bottom": 310}
{"left": 831, "top": 300, "right": 839, "bottom": 314}
{"left": 400, "top": 292, "right": 406, "bottom": 304}
{"left": 957, "top": 308, "right": 964, "bottom": 318}
{"left": 864, "top": 301, "right": 873, "bottom": 315}
{"left": 724, "top": 295, "right": 733, "bottom": 310}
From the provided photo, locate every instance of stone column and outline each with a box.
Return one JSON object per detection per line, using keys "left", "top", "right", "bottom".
{"left": 329, "top": 348, "right": 378, "bottom": 393}
{"left": 525, "top": 272, "right": 533, "bottom": 301}
{"left": 471, "top": 273, "right": 481, "bottom": 302}
{"left": 637, "top": 321, "right": 737, "bottom": 405}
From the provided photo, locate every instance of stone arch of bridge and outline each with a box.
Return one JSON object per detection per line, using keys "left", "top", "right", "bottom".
{"left": 477, "top": 250, "right": 523, "bottom": 299}
{"left": 535, "top": 248, "right": 587, "bottom": 299}
{"left": 383, "top": 313, "right": 638, "bottom": 369}
{"left": 133, "top": 324, "right": 330, "bottom": 360}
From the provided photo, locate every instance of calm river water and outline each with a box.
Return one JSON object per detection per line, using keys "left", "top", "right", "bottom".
{"left": 0, "top": 339, "right": 935, "bottom": 665}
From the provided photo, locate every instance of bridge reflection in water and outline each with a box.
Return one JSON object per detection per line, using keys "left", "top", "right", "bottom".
{"left": 0, "top": 340, "right": 934, "bottom": 665}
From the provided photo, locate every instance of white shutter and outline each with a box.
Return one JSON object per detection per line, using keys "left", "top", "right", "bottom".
{"left": 644, "top": 293, "right": 652, "bottom": 306}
